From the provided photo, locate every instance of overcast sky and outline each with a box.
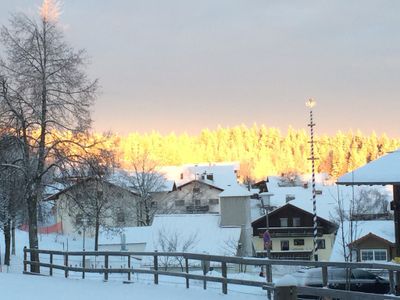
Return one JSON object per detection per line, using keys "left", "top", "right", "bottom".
{"left": 1, "top": 1, "right": 399, "bottom": 136}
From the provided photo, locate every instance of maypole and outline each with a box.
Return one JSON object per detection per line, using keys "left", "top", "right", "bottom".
{"left": 306, "top": 98, "right": 319, "bottom": 261}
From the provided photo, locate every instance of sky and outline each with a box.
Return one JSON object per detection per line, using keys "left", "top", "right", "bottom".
{"left": 1, "top": 0, "right": 399, "bottom": 137}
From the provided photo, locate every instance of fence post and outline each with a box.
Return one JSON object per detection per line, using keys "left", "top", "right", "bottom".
{"left": 389, "top": 270, "right": 395, "bottom": 295}
{"left": 274, "top": 285, "right": 297, "bottom": 300}
{"left": 154, "top": 251, "right": 158, "bottom": 285}
{"left": 202, "top": 259, "right": 207, "bottom": 290}
{"left": 82, "top": 252, "right": 85, "bottom": 279}
{"left": 266, "top": 263, "right": 273, "bottom": 300}
{"left": 128, "top": 255, "right": 131, "bottom": 281}
{"left": 322, "top": 265, "right": 328, "bottom": 288}
{"left": 49, "top": 253, "right": 53, "bottom": 276}
{"left": 222, "top": 261, "right": 227, "bottom": 294}
{"left": 64, "top": 252, "right": 69, "bottom": 278}
{"left": 23, "top": 247, "right": 27, "bottom": 273}
{"left": 104, "top": 254, "right": 109, "bottom": 281}
{"left": 185, "top": 257, "right": 189, "bottom": 289}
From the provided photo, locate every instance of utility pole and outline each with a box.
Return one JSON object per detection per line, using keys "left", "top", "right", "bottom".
{"left": 306, "top": 98, "right": 319, "bottom": 261}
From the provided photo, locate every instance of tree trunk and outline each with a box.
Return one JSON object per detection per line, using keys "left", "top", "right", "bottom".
{"left": 94, "top": 218, "right": 100, "bottom": 251}
{"left": 11, "top": 220, "right": 15, "bottom": 255}
{"left": 4, "top": 220, "right": 11, "bottom": 266}
{"left": 27, "top": 195, "right": 40, "bottom": 273}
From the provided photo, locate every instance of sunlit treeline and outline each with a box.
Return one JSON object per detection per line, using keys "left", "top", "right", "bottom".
{"left": 101, "top": 125, "right": 400, "bottom": 180}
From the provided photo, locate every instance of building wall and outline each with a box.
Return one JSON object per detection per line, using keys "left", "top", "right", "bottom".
{"left": 220, "top": 195, "right": 252, "bottom": 256}
{"left": 166, "top": 181, "right": 222, "bottom": 213}
{"left": 252, "top": 233, "right": 336, "bottom": 261}
{"left": 55, "top": 181, "right": 139, "bottom": 236}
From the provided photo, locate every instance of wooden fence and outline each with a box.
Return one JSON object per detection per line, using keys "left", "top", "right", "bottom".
{"left": 23, "top": 247, "right": 400, "bottom": 300}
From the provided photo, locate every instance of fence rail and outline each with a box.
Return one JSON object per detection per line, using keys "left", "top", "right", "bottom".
{"left": 23, "top": 247, "right": 400, "bottom": 300}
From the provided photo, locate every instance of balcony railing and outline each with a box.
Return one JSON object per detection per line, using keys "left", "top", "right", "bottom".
{"left": 186, "top": 205, "right": 209, "bottom": 213}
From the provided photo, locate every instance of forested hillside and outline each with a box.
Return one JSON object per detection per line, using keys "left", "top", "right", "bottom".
{"left": 109, "top": 125, "right": 400, "bottom": 180}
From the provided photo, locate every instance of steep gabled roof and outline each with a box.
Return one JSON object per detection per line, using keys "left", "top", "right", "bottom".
{"left": 44, "top": 177, "right": 138, "bottom": 201}
{"left": 337, "top": 150, "right": 400, "bottom": 185}
{"left": 348, "top": 232, "right": 395, "bottom": 248}
{"left": 176, "top": 179, "right": 224, "bottom": 191}
{"left": 251, "top": 202, "right": 337, "bottom": 230}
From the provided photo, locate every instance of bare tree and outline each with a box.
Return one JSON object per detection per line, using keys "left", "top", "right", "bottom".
{"left": 156, "top": 228, "right": 198, "bottom": 271}
{"left": 124, "top": 150, "right": 167, "bottom": 226}
{"left": 61, "top": 149, "right": 121, "bottom": 250}
{"left": 0, "top": 135, "right": 25, "bottom": 265}
{"left": 0, "top": 0, "right": 97, "bottom": 271}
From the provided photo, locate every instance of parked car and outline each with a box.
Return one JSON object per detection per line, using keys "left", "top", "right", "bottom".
{"left": 296, "top": 267, "right": 390, "bottom": 299}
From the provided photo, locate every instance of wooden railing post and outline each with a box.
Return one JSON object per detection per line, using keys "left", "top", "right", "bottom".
{"left": 221, "top": 261, "right": 227, "bottom": 294}
{"left": 64, "top": 252, "right": 69, "bottom": 278}
{"left": 202, "top": 259, "right": 207, "bottom": 290}
{"left": 274, "top": 285, "right": 297, "bottom": 300}
{"left": 154, "top": 251, "right": 158, "bottom": 285}
{"left": 104, "top": 254, "right": 109, "bottom": 281}
{"left": 128, "top": 255, "right": 131, "bottom": 281}
{"left": 322, "top": 265, "right": 328, "bottom": 288}
{"left": 23, "top": 247, "right": 27, "bottom": 273}
{"left": 389, "top": 270, "right": 395, "bottom": 295}
{"left": 185, "top": 257, "right": 189, "bottom": 289}
{"left": 82, "top": 252, "right": 85, "bottom": 279}
{"left": 266, "top": 263, "right": 273, "bottom": 300}
{"left": 49, "top": 253, "right": 53, "bottom": 276}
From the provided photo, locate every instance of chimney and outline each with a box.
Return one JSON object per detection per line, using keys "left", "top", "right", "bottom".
{"left": 219, "top": 185, "right": 252, "bottom": 256}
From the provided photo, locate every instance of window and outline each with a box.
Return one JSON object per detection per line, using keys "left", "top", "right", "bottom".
{"left": 280, "top": 218, "right": 288, "bottom": 227}
{"left": 294, "top": 239, "right": 304, "bottom": 246}
{"left": 194, "top": 199, "right": 201, "bottom": 206}
{"left": 317, "top": 239, "right": 326, "bottom": 249}
{"left": 151, "top": 201, "right": 157, "bottom": 208}
{"left": 360, "top": 249, "right": 387, "bottom": 262}
{"left": 117, "top": 211, "right": 125, "bottom": 223}
{"left": 293, "top": 217, "right": 301, "bottom": 227}
{"left": 193, "top": 187, "right": 200, "bottom": 193}
{"left": 352, "top": 269, "right": 377, "bottom": 280}
{"left": 281, "top": 240, "right": 289, "bottom": 251}
{"left": 75, "top": 214, "right": 83, "bottom": 226}
{"left": 361, "top": 250, "right": 374, "bottom": 261}
{"left": 374, "top": 250, "right": 387, "bottom": 261}
{"left": 206, "top": 174, "right": 214, "bottom": 181}
{"left": 209, "top": 198, "right": 219, "bottom": 205}
{"left": 175, "top": 200, "right": 185, "bottom": 206}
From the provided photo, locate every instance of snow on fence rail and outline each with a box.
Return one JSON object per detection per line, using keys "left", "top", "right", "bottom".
{"left": 23, "top": 247, "right": 400, "bottom": 300}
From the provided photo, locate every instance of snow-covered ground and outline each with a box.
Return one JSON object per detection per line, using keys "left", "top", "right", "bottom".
{"left": 1, "top": 272, "right": 265, "bottom": 300}
{"left": 0, "top": 230, "right": 267, "bottom": 299}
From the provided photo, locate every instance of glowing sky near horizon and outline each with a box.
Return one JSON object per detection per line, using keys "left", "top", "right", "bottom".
{"left": 1, "top": 1, "right": 400, "bottom": 136}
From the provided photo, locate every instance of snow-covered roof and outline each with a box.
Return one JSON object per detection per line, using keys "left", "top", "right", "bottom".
{"left": 98, "top": 226, "right": 151, "bottom": 245}
{"left": 330, "top": 220, "right": 394, "bottom": 262}
{"left": 108, "top": 169, "right": 175, "bottom": 193}
{"left": 98, "top": 214, "right": 241, "bottom": 257}
{"left": 338, "top": 150, "right": 400, "bottom": 185}
{"left": 161, "top": 162, "right": 240, "bottom": 190}
{"left": 147, "top": 214, "right": 241, "bottom": 256}
{"left": 219, "top": 185, "right": 252, "bottom": 197}
{"left": 252, "top": 175, "right": 392, "bottom": 222}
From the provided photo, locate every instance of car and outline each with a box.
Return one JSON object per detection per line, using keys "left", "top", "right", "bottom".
{"left": 295, "top": 267, "right": 390, "bottom": 299}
